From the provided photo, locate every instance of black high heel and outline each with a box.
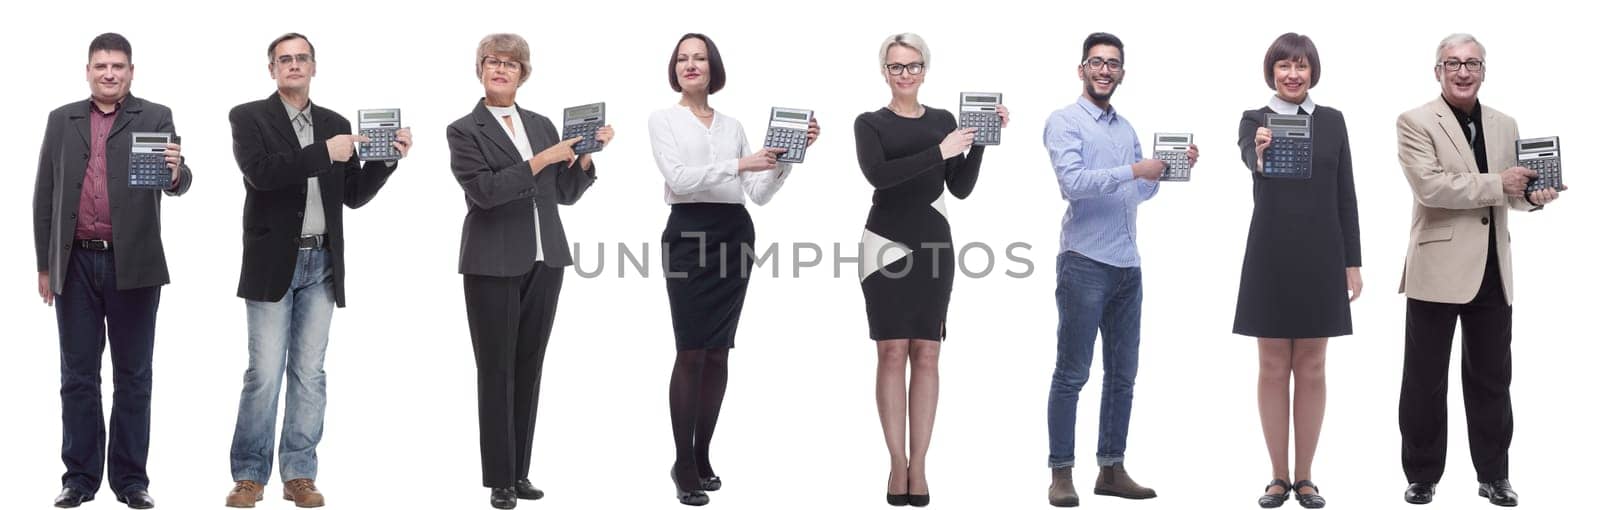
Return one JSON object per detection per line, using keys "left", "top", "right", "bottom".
{"left": 1259, "top": 479, "right": 1291, "bottom": 508}
{"left": 699, "top": 475, "right": 722, "bottom": 492}
{"left": 671, "top": 467, "right": 709, "bottom": 506}
{"left": 1293, "top": 480, "right": 1326, "bottom": 509}
{"left": 886, "top": 493, "right": 910, "bottom": 506}
{"left": 908, "top": 493, "right": 931, "bottom": 507}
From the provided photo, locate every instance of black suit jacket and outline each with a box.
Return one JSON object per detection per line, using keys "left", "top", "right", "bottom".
{"left": 446, "top": 99, "right": 596, "bottom": 276}
{"left": 230, "top": 92, "right": 397, "bottom": 307}
{"left": 33, "top": 95, "right": 193, "bottom": 293}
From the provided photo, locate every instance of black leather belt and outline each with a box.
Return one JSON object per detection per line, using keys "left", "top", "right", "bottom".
{"left": 296, "top": 235, "right": 327, "bottom": 250}
{"left": 76, "top": 239, "right": 112, "bottom": 251}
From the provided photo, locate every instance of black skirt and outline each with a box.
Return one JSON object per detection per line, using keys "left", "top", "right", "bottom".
{"left": 663, "top": 203, "right": 756, "bottom": 351}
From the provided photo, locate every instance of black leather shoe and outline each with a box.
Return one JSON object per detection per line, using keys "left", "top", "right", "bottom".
{"left": 489, "top": 487, "right": 517, "bottom": 509}
{"left": 1405, "top": 482, "right": 1436, "bottom": 504}
{"left": 908, "top": 493, "right": 930, "bottom": 507}
{"left": 118, "top": 487, "right": 156, "bottom": 509}
{"left": 54, "top": 487, "right": 94, "bottom": 508}
{"left": 1293, "top": 480, "right": 1326, "bottom": 509}
{"left": 1478, "top": 480, "right": 1518, "bottom": 507}
{"left": 886, "top": 493, "right": 910, "bottom": 506}
{"left": 1259, "top": 479, "right": 1291, "bottom": 508}
{"left": 513, "top": 480, "right": 543, "bottom": 500}
{"left": 671, "top": 468, "right": 708, "bottom": 506}
{"left": 699, "top": 475, "right": 722, "bottom": 491}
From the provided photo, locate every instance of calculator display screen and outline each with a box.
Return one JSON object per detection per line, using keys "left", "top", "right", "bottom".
{"left": 135, "top": 136, "right": 166, "bottom": 144}
{"left": 775, "top": 111, "right": 807, "bottom": 121}
{"left": 1159, "top": 136, "right": 1186, "bottom": 143}
{"left": 1522, "top": 141, "right": 1554, "bottom": 150}
{"left": 569, "top": 105, "right": 601, "bottom": 117}
{"left": 365, "top": 112, "right": 395, "bottom": 120}
{"left": 1271, "top": 117, "right": 1308, "bottom": 127}
{"left": 966, "top": 96, "right": 996, "bottom": 103}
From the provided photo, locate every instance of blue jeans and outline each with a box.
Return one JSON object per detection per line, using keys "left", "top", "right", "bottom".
{"left": 1047, "top": 251, "right": 1143, "bottom": 468}
{"left": 229, "top": 248, "right": 334, "bottom": 483}
{"left": 56, "top": 248, "right": 160, "bottom": 496}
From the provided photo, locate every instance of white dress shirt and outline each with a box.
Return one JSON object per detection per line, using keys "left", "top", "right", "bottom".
{"left": 648, "top": 104, "right": 790, "bottom": 205}
{"left": 487, "top": 104, "right": 542, "bottom": 262}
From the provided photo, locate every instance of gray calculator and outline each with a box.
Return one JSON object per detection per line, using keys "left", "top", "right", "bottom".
{"left": 1262, "top": 113, "right": 1312, "bottom": 179}
{"left": 763, "top": 107, "right": 812, "bottom": 164}
{"left": 959, "top": 92, "right": 1003, "bottom": 145}
{"left": 128, "top": 132, "right": 174, "bottom": 189}
{"left": 1516, "top": 136, "right": 1563, "bottom": 192}
{"left": 562, "top": 102, "right": 606, "bottom": 155}
{"left": 1153, "top": 133, "right": 1193, "bottom": 182}
{"left": 356, "top": 109, "right": 402, "bottom": 161}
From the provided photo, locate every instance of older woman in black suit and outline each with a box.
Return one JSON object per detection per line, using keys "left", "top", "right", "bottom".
{"left": 445, "top": 33, "right": 613, "bottom": 510}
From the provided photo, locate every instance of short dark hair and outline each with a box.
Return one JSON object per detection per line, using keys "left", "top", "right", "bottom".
{"left": 267, "top": 32, "right": 316, "bottom": 61}
{"left": 1080, "top": 32, "right": 1124, "bottom": 64}
{"left": 88, "top": 33, "right": 132, "bottom": 63}
{"left": 1263, "top": 33, "right": 1320, "bottom": 90}
{"left": 668, "top": 33, "right": 726, "bottom": 94}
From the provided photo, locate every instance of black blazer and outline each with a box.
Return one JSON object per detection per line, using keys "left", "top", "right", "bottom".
{"left": 33, "top": 95, "right": 193, "bottom": 293}
{"left": 230, "top": 92, "right": 397, "bottom": 307}
{"left": 446, "top": 99, "right": 596, "bottom": 276}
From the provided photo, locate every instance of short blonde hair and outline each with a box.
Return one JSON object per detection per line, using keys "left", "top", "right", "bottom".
{"left": 879, "top": 33, "right": 930, "bottom": 68}
{"left": 475, "top": 33, "right": 531, "bottom": 85}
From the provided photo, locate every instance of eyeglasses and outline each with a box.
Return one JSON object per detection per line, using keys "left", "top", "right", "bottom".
{"left": 1437, "top": 59, "right": 1485, "bottom": 73}
{"left": 1082, "top": 57, "right": 1123, "bottom": 72}
{"left": 273, "top": 53, "right": 314, "bottom": 66}
{"left": 481, "top": 56, "right": 523, "bottom": 73}
{"left": 884, "top": 63, "right": 925, "bottom": 76}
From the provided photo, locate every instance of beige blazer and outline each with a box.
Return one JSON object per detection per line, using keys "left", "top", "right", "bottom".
{"left": 1396, "top": 97, "right": 1537, "bottom": 304}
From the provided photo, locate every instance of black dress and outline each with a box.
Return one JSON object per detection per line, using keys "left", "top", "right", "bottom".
{"left": 1232, "top": 105, "right": 1361, "bottom": 339}
{"left": 853, "top": 107, "right": 984, "bottom": 341}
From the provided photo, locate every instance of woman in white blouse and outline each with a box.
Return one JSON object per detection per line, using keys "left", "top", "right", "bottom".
{"left": 647, "top": 32, "right": 818, "bottom": 507}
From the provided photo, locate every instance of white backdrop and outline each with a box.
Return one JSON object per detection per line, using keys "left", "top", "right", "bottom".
{"left": 2, "top": 1, "right": 1593, "bottom": 509}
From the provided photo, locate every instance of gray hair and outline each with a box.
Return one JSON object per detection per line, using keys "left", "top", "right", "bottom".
{"left": 879, "top": 33, "right": 930, "bottom": 68}
{"left": 476, "top": 33, "right": 532, "bottom": 85}
{"left": 1436, "top": 33, "right": 1485, "bottom": 62}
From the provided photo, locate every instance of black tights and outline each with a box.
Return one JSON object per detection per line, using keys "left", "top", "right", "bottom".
{"left": 670, "top": 348, "right": 729, "bottom": 489}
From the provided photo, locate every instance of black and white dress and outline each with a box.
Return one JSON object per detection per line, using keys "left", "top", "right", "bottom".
{"left": 648, "top": 105, "right": 791, "bottom": 351}
{"left": 853, "top": 107, "right": 985, "bottom": 341}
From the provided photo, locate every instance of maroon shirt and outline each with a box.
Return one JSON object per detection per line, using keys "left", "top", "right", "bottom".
{"left": 74, "top": 100, "right": 119, "bottom": 241}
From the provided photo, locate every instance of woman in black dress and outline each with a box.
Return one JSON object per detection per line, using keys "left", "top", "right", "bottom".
{"left": 853, "top": 33, "right": 1005, "bottom": 507}
{"left": 1234, "top": 33, "right": 1361, "bottom": 510}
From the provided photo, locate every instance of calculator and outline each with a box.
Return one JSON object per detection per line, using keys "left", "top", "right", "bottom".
{"left": 1262, "top": 113, "right": 1313, "bottom": 179}
{"left": 127, "top": 132, "right": 174, "bottom": 189}
{"left": 1516, "top": 136, "right": 1563, "bottom": 192}
{"left": 562, "top": 102, "right": 606, "bottom": 155}
{"left": 763, "top": 107, "right": 812, "bottom": 164}
{"left": 959, "top": 92, "right": 1003, "bottom": 145}
{"left": 356, "top": 109, "right": 402, "bottom": 161}
{"left": 1152, "top": 133, "right": 1193, "bottom": 182}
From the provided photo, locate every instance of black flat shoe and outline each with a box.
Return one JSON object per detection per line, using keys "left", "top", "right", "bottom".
{"left": 1405, "top": 482, "right": 1436, "bottom": 504}
{"left": 1258, "top": 479, "right": 1291, "bottom": 508}
{"left": 1293, "top": 480, "right": 1326, "bottom": 509}
{"left": 908, "top": 493, "right": 930, "bottom": 507}
{"left": 117, "top": 487, "right": 156, "bottom": 509}
{"left": 671, "top": 467, "right": 708, "bottom": 506}
{"left": 514, "top": 479, "right": 543, "bottom": 500}
{"left": 887, "top": 493, "right": 910, "bottom": 506}
{"left": 54, "top": 486, "right": 94, "bottom": 508}
{"left": 489, "top": 487, "right": 517, "bottom": 509}
{"left": 1478, "top": 480, "right": 1518, "bottom": 507}
{"left": 699, "top": 476, "right": 721, "bottom": 492}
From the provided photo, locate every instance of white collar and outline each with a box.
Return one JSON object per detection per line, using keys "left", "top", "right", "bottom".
{"left": 1267, "top": 94, "right": 1315, "bottom": 115}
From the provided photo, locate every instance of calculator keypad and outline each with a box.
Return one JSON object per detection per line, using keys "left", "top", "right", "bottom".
{"left": 564, "top": 122, "right": 603, "bottom": 155}
{"left": 1157, "top": 151, "right": 1190, "bottom": 181}
{"left": 358, "top": 127, "right": 400, "bottom": 161}
{"left": 1525, "top": 157, "right": 1562, "bottom": 191}
{"left": 1263, "top": 138, "right": 1312, "bottom": 179}
{"left": 765, "top": 127, "right": 807, "bottom": 163}
{"left": 961, "top": 112, "right": 1003, "bottom": 145}
{"left": 128, "top": 152, "right": 171, "bottom": 189}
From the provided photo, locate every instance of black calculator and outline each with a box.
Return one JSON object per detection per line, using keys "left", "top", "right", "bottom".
{"left": 959, "top": 92, "right": 1003, "bottom": 145}
{"left": 562, "top": 102, "right": 606, "bottom": 155}
{"left": 128, "top": 132, "right": 174, "bottom": 189}
{"left": 1153, "top": 132, "right": 1193, "bottom": 182}
{"left": 763, "top": 107, "right": 812, "bottom": 164}
{"left": 1262, "top": 113, "right": 1312, "bottom": 179}
{"left": 1517, "top": 136, "right": 1563, "bottom": 192}
{"left": 356, "top": 109, "right": 402, "bottom": 161}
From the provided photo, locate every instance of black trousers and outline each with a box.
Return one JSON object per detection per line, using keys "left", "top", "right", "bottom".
{"left": 464, "top": 263, "right": 564, "bottom": 488}
{"left": 1400, "top": 258, "right": 1513, "bottom": 483}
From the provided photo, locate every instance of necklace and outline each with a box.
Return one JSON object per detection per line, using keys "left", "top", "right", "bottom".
{"left": 888, "top": 103, "right": 924, "bottom": 118}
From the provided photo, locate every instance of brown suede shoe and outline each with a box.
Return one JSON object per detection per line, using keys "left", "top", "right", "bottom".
{"left": 226, "top": 480, "right": 264, "bottom": 508}
{"left": 283, "top": 478, "right": 325, "bottom": 508}
{"left": 1094, "top": 463, "right": 1157, "bottom": 499}
{"left": 1049, "top": 468, "right": 1080, "bottom": 507}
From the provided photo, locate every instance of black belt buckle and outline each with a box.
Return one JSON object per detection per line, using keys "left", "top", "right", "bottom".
{"left": 77, "top": 239, "right": 111, "bottom": 251}
{"left": 297, "top": 235, "right": 325, "bottom": 250}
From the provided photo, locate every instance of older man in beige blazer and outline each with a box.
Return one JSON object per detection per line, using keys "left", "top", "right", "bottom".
{"left": 1394, "top": 33, "right": 1564, "bottom": 508}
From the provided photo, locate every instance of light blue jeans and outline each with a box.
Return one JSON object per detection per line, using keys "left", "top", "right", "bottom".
{"left": 229, "top": 248, "right": 334, "bottom": 483}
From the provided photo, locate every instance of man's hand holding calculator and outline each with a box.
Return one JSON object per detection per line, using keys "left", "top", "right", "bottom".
{"left": 164, "top": 142, "right": 183, "bottom": 188}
